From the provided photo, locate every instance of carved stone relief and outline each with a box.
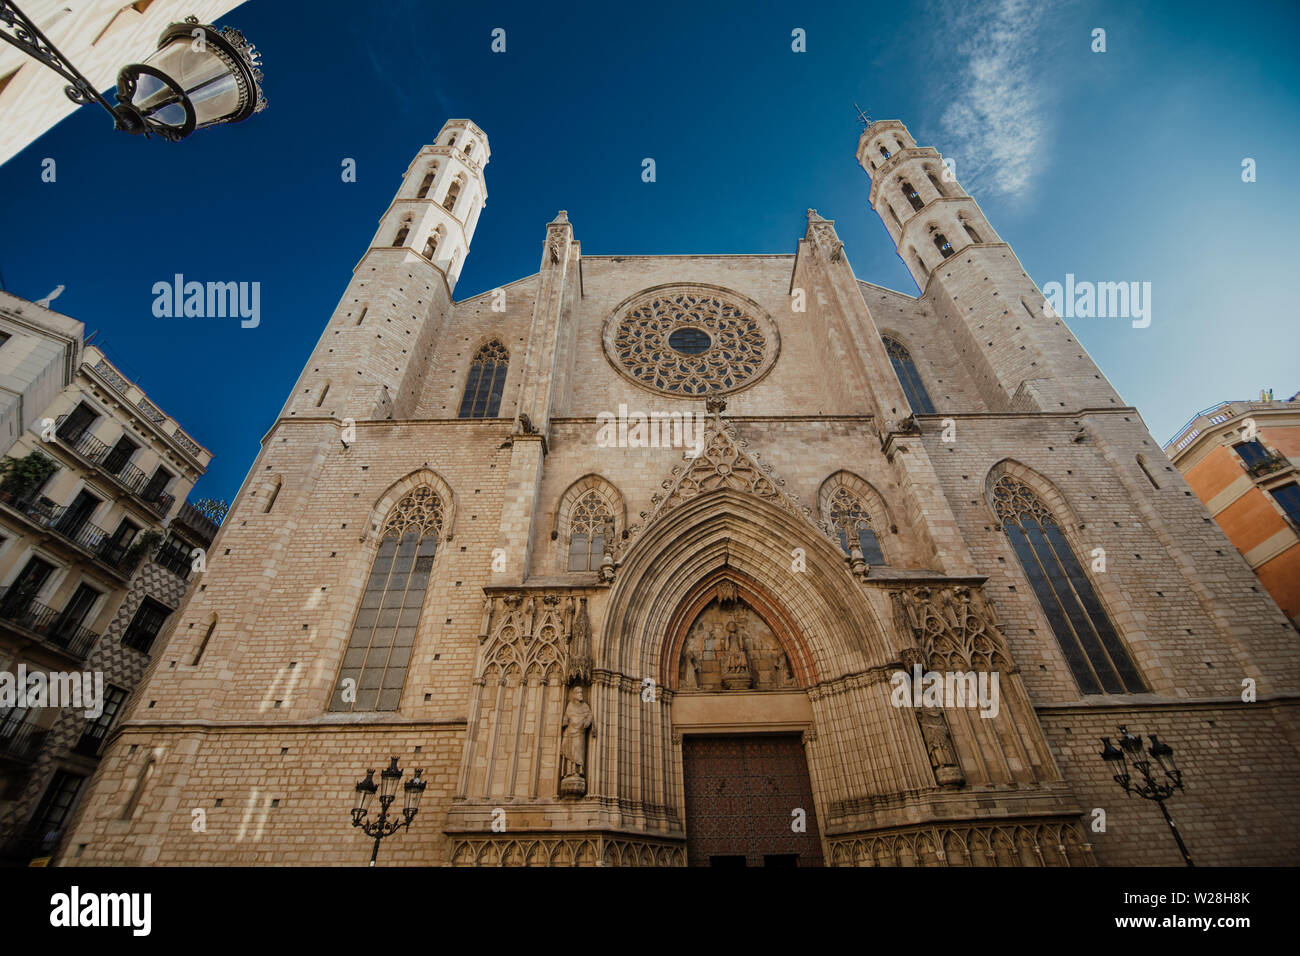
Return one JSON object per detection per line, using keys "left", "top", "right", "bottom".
{"left": 676, "top": 597, "right": 796, "bottom": 692}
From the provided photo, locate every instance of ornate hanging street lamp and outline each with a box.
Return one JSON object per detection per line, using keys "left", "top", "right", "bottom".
{"left": 0, "top": 3, "right": 266, "bottom": 142}
{"left": 350, "top": 756, "right": 426, "bottom": 866}
{"left": 1099, "top": 725, "right": 1194, "bottom": 866}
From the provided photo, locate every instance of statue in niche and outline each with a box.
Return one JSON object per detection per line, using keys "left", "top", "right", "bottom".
{"left": 681, "top": 639, "right": 701, "bottom": 690}
{"left": 559, "top": 685, "right": 594, "bottom": 796}
{"left": 917, "top": 709, "right": 965, "bottom": 788}
{"left": 720, "top": 620, "right": 753, "bottom": 690}
{"left": 776, "top": 652, "right": 794, "bottom": 688}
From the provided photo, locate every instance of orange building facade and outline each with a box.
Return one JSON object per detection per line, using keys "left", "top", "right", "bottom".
{"left": 1167, "top": 391, "right": 1300, "bottom": 627}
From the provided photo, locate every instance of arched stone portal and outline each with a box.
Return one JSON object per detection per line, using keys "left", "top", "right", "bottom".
{"left": 664, "top": 573, "right": 825, "bottom": 865}
{"left": 588, "top": 487, "right": 910, "bottom": 865}
{"left": 448, "top": 486, "right": 1095, "bottom": 866}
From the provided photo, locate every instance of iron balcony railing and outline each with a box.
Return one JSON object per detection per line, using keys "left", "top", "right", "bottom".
{"left": 54, "top": 415, "right": 176, "bottom": 517}
{"left": 0, "top": 490, "right": 143, "bottom": 577}
{"left": 1245, "top": 452, "right": 1292, "bottom": 479}
{"left": 0, "top": 715, "right": 49, "bottom": 763}
{"left": 0, "top": 586, "right": 100, "bottom": 660}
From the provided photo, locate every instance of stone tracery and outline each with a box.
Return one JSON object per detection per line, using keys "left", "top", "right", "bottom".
{"left": 378, "top": 485, "right": 444, "bottom": 540}
{"left": 606, "top": 287, "right": 775, "bottom": 395}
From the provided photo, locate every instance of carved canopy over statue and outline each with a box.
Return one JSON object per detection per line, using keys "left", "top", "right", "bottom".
{"left": 677, "top": 595, "right": 797, "bottom": 692}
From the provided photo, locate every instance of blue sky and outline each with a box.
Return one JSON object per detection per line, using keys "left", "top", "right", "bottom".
{"left": 0, "top": 0, "right": 1296, "bottom": 503}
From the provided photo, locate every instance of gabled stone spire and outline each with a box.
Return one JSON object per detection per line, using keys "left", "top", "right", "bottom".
{"left": 624, "top": 401, "right": 837, "bottom": 549}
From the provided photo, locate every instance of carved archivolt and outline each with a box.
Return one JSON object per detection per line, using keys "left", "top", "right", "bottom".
{"left": 603, "top": 285, "right": 778, "bottom": 396}
{"left": 827, "top": 819, "right": 1094, "bottom": 867}
{"left": 891, "top": 584, "right": 1014, "bottom": 673}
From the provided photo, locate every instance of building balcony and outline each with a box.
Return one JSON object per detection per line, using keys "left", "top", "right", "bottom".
{"left": 0, "top": 715, "right": 49, "bottom": 764}
{"left": 0, "top": 585, "right": 100, "bottom": 660}
{"left": 1246, "top": 452, "right": 1292, "bottom": 480}
{"left": 54, "top": 415, "right": 177, "bottom": 517}
{"left": 0, "top": 489, "right": 143, "bottom": 578}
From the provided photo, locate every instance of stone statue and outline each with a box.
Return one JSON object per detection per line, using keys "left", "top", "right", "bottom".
{"left": 559, "top": 685, "right": 594, "bottom": 796}
{"left": 917, "top": 709, "right": 964, "bottom": 788}
{"left": 681, "top": 639, "right": 701, "bottom": 690}
{"left": 721, "top": 620, "right": 752, "bottom": 690}
{"left": 777, "top": 652, "right": 794, "bottom": 688}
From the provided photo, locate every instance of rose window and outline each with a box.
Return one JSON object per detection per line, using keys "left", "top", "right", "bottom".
{"left": 604, "top": 287, "right": 778, "bottom": 395}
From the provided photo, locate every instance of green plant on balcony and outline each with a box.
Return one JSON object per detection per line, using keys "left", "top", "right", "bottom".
{"left": 125, "top": 529, "right": 164, "bottom": 565}
{"left": 0, "top": 450, "right": 58, "bottom": 501}
{"left": 1247, "top": 454, "right": 1289, "bottom": 479}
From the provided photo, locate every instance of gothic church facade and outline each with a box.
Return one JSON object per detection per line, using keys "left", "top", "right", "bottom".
{"left": 58, "top": 119, "right": 1300, "bottom": 866}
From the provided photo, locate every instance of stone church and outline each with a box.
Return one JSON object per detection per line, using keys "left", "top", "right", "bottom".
{"left": 57, "top": 119, "right": 1300, "bottom": 866}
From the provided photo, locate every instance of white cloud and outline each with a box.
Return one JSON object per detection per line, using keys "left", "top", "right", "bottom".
{"left": 933, "top": 0, "right": 1061, "bottom": 200}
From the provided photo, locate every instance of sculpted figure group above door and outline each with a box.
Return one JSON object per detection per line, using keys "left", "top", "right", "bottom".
{"left": 677, "top": 596, "right": 798, "bottom": 692}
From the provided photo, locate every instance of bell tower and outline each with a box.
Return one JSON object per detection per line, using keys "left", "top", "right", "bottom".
{"left": 857, "top": 120, "right": 1000, "bottom": 291}
{"left": 280, "top": 119, "right": 489, "bottom": 422}
{"left": 382, "top": 118, "right": 490, "bottom": 290}
{"left": 858, "top": 119, "right": 1121, "bottom": 413}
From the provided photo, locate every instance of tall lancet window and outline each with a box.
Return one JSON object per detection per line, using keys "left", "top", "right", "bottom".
{"left": 992, "top": 474, "right": 1145, "bottom": 695}
{"left": 416, "top": 167, "right": 436, "bottom": 198}
{"left": 882, "top": 337, "right": 936, "bottom": 413}
{"left": 422, "top": 232, "right": 439, "bottom": 261}
{"left": 901, "top": 180, "right": 924, "bottom": 211}
{"left": 828, "top": 487, "right": 885, "bottom": 565}
{"left": 331, "top": 487, "right": 443, "bottom": 712}
{"left": 442, "top": 177, "right": 462, "bottom": 212}
{"left": 568, "top": 492, "right": 613, "bottom": 571}
{"left": 392, "top": 221, "right": 410, "bottom": 247}
{"left": 458, "top": 340, "right": 508, "bottom": 418}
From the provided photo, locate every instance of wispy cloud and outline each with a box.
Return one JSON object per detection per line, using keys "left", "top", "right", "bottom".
{"left": 363, "top": 0, "right": 450, "bottom": 119}
{"left": 931, "top": 0, "right": 1064, "bottom": 201}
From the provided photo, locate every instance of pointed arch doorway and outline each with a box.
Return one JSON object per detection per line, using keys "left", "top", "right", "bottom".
{"left": 667, "top": 573, "right": 825, "bottom": 866}
{"left": 681, "top": 734, "right": 823, "bottom": 867}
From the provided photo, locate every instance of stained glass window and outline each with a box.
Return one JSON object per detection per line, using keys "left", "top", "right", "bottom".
{"left": 458, "top": 340, "right": 508, "bottom": 419}
{"left": 568, "top": 491, "right": 612, "bottom": 571}
{"left": 992, "top": 474, "right": 1144, "bottom": 695}
{"left": 331, "top": 487, "right": 443, "bottom": 712}
{"left": 882, "top": 336, "right": 936, "bottom": 414}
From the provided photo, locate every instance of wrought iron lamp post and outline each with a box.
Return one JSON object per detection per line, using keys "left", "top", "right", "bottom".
{"left": 0, "top": 3, "right": 266, "bottom": 142}
{"left": 1099, "top": 725, "right": 1194, "bottom": 866}
{"left": 350, "top": 756, "right": 426, "bottom": 867}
